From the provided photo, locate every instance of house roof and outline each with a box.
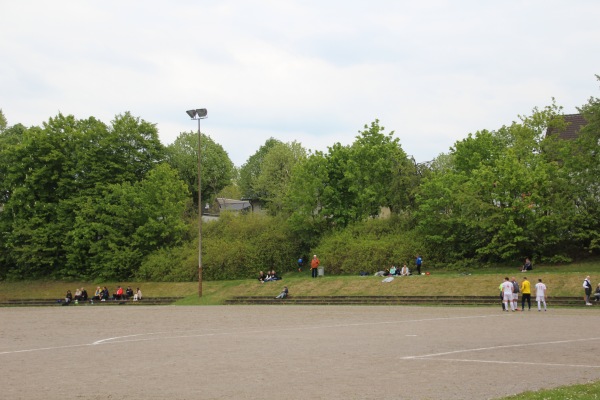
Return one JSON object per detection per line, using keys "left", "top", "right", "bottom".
{"left": 217, "top": 198, "right": 251, "bottom": 211}
{"left": 546, "top": 113, "right": 588, "bottom": 140}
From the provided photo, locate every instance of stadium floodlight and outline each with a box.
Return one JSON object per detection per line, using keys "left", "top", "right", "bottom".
{"left": 186, "top": 108, "right": 208, "bottom": 297}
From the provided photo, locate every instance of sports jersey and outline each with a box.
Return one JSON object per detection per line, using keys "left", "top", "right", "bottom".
{"left": 535, "top": 282, "right": 547, "bottom": 298}
{"left": 521, "top": 280, "right": 531, "bottom": 294}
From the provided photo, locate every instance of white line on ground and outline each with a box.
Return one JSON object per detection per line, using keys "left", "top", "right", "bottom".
{"left": 402, "top": 337, "right": 600, "bottom": 360}
{"left": 410, "top": 357, "right": 600, "bottom": 369}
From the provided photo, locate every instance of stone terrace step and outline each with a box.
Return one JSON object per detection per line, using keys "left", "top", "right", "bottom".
{"left": 0, "top": 297, "right": 184, "bottom": 307}
{"left": 225, "top": 295, "right": 592, "bottom": 307}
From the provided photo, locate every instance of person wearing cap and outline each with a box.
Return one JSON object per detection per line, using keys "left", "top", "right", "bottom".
{"left": 310, "top": 254, "right": 320, "bottom": 278}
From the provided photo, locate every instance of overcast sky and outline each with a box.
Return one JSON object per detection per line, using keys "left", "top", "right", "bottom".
{"left": 2, "top": 1, "right": 599, "bottom": 166}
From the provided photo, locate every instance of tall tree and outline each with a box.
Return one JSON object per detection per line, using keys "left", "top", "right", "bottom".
{"left": 0, "top": 109, "right": 7, "bottom": 132}
{"left": 253, "top": 141, "right": 307, "bottom": 214}
{"left": 285, "top": 120, "right": 413, "bottom": 235}
{"left": 166, "top": 131, "right": 235, "bottom": 208}
{"left": 64, "top": 163, "right": 189, "bottom": 280}
{"left": 0, "top": 112, "right": 167, "bottom": 279}
{"left": 238, "top": 138, "right": 282, "bottom": 200}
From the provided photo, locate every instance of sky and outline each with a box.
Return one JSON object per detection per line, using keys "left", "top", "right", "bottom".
{"left": 1, "top": 1, "right": 599, "bottom": 167}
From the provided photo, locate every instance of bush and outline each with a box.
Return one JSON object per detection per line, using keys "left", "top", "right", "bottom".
{"left": 314, "top": 217, "right": 425, "bottom": 275}
{"left": 202, "top": 212, "right": 300, "bottom": 280}
{"left": 137, "top": 244, "right": 197, "bottom": 281}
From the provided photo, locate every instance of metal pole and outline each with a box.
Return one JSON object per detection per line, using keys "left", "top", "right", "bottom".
{"left": 197, "top": 117, "right": 203, "bottom": 297}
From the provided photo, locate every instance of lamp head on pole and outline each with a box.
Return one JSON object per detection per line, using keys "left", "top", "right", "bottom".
{"left": 186, "top": 108, "right": 208, "bottom": 119}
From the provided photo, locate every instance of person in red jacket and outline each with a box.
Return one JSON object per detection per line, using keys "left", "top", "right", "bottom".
{"left": 113, "top": 286, "right": 124, "bottom": 300}
{"left": 310, "top": 254, "right": 320, "bottom": 278}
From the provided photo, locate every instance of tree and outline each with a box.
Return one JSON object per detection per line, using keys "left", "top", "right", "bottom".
{"left": 252, "top": 141, "right": 307, "bottom": 214}
{"left": 0, "top": 109, "right": 7, "bottom": 132}
{"left": 166, "top": 131, "right": 235, "bottom": 208}
{"left": 238, "top": 138, "right": 282, "bottom": 200}
{"left": 0, "top": 112, "right": 168, "bottom": 279}
{"left": 285, "top": 120, "right": 413, "bottom": 231}
{"left": 65, "top": 163, "right": 190, "bottom": 280}
{"left": 414, "top": 102, "right": 590, "bottom": 265}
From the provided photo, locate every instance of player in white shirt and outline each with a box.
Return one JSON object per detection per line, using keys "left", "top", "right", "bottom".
{"left": 535, "top": 278, "right": 547, "bottom": 311}
{"left": 501, "top": 277, "right": 515, "bottom": 311}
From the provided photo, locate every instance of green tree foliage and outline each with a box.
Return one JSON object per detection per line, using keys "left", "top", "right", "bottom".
{"left": 285, "top": 120, "right": 415, "bottom": 236}
{"left": 253, "top": 141, "right": 307, "bottom": 214}
{"left": 238, "top": 138, "right": 282, "bottom": 200}
{"left": 166, "top": 131, "right": 234, "bottom": 209}
{"left": 314, "top": 216, "right": 423, "bottom": 274}
{"left": 415, "top": 102, "right": 599, "bottom": 266}
{"left": 0, "top": 112, "right": 172, "bottom": 279}
{"left": 561, "top": 83, "right": 600, "bottom": 254}
{"left": 0, "top": 109, "right": 7, "bottom": 132}
{"left": 201, "top": 212, "right": 300, "bottom": 280}
{"left": 65, "top": 163, "right": 189, "bottom": 280}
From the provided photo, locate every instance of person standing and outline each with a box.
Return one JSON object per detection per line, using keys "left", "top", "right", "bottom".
{"left": 415, "top": 255, "right": 423, "bottom": 275}
{"left": 535, "top": 278, "right": 547, "bottom": 311}
{"left": 583, "top": 276, "right": 593, "bottom": 306}
{"left": 310, "top": 254, "right": 320, "bottom": 278}
{"left": 520, "top": 277, "right": 531, "bottom": 311}
{"left": 297, "top": 257, "right": 303, "bottom": 272}
{"left": 501, "top": 277, "right": 514, "bottom": 312}
{"left": 511, "top": 277, "right": 520, "bottom": 311}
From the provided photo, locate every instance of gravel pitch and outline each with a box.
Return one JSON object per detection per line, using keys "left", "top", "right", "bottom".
{"left": 1, "top": 305, "right": 599, "bottom": 399}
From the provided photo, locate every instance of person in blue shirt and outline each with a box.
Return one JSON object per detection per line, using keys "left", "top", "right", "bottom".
{"left": 416, "top": 255, "right": 423, "bottom": 275}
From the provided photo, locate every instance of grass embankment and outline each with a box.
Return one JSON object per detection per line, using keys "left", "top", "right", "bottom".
{"left": 2, "top": 259, "right": 600, "bottom": 305}
{"left": 497, "top": 380, "right": 600, "bottom": 399}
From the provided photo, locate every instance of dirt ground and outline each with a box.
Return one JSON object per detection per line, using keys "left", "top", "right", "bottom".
{"left": 1, "top": 305, "right": 599, "bottom": 400}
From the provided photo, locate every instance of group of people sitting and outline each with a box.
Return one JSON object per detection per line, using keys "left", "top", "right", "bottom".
{"left": 258, "top": 270, "right": 281, "bottom": 283}
{"left": 64, "top": 288, "right": 88, "bottom": 304}
{"left": 64, "top": 286, "right": 142, "bottom": 304}
{"left": 374, "top": 264, "right": 411, "bottom": 277}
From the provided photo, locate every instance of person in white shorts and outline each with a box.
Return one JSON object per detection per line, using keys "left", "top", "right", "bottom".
{"left": 511, "top": 277, "right": 520, "bottom": 311}
{"left": 501, "top": 277, "right": 515, "bottom": 312}
{"left": 535, "top": 278, "right": 547, "bottom": 311}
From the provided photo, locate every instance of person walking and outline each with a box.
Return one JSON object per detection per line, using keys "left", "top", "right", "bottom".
{"left": 520, "top": 277, "right": 531, "bottom": 311}
{"left": 501, "top": 277, "right": 514, "bottom": 312}
{"left": 415, "top": 255, "right": 423, "bottom": 275}
{"left": 535, "top": 278, "right": 547, "bottom": 311}
{"left": 583, "top": 275, "right": 593, "bottom": 306}
{"left": 511, "top": 277, "right": 520, "bottom": 311}
{"left": 310, "top": 254, "right": 320, "bottom": 278}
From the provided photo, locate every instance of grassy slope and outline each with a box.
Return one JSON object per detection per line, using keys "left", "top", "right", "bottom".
{"left": 497, "top": 380, "right": 600, "bottom": 399}
{"left": 2, "top": 259, "right": 600, "bottom": 305}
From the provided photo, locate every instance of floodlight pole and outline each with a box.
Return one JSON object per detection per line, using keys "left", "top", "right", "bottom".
{"left": 186, "top": 108, "right": 208, "bottom": 297}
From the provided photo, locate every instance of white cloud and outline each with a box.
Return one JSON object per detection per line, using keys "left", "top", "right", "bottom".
{"left": 1, "top": 0, "right": 599, "bottom": 166}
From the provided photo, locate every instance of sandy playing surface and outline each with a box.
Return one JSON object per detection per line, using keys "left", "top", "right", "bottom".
{"left": 1, "top": 305, "right": 599, "bottom": 399}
